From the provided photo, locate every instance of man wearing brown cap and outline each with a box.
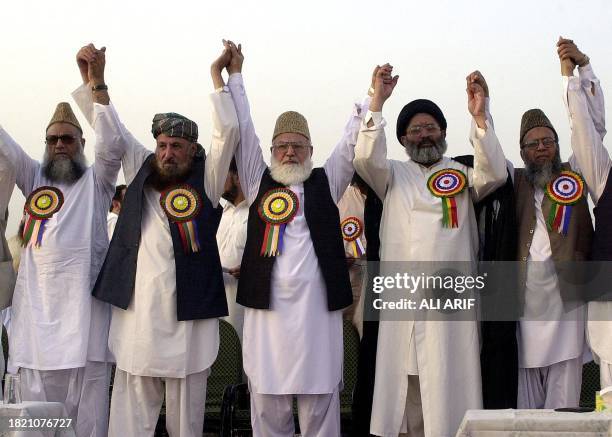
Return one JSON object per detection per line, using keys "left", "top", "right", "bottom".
{"left": 72, "top": 43, "right": 239, "bottom": 437}
{"left": 354, "top": 65, "right": 507, "bottom": 436}
{"left": 559, "top": 38, "right": 612, "bottom": 398}
{"left": 225, "top": 41, "right": 363, "bottom": 436}
{"left": 514, "top": 94, "right": 593, "bottom": 407}
{"left": 0, "top": 53, "right": 120, "bottom": 435}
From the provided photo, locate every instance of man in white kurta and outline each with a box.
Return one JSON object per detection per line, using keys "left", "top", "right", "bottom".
{"left": 0, "top": 54, "right": 119, "bottom": 436}
{"left": 0, "top": 153, "right": 15, "bottom": 378}
{"left": 337, "top": 179, "right": 368, "bottom": 336}
{"left": 217, "top": 161, "right": 248, "bottom": 343}
{"left": 73, "top": 43, "right": 239, "bottom": 437}
{"left": 354, "top": 66, "right": 507, "bottom": 437}
{"left": 559, "top": 40, "right": 612, "bottom": 391}
{"left": 226, "top": 43, "right": 368, "bottom": 436}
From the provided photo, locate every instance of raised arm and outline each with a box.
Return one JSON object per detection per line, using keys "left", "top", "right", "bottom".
{"left": 559, "top": 38, "right": 611, "bottom": 204}
{"left": 72, "top": 43, "right": 152, "bottom": 185}
{"left": 225, "top": 42, "right": 269, "bottom": 205}
{"left": 465, "top": 71, "right": 507, "bottom": 201}
{"left": 353, "top": 65, "right": 397, "bottom": 200}
{"left": 204, "top": 44, "right": 240, "bottom": 207}
{"left": 0, "top": 125, "right": 38, "bottom": 196}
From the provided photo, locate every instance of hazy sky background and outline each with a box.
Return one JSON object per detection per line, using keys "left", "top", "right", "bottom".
{"left": 1, "top": 0, "right": 611, "bottom": 235}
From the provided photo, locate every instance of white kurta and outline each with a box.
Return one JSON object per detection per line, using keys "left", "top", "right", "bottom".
{"left": 72, "top": 84, "right": 240, "bottom": 378}
{"left": 562, "top": 65, "right": 612, "bottom": 366}
{"left": 227, "top": 72, "right": 368, "bottom": 394}
{"left": 107, "top": 211, "right": 118, "bottom": 238}
{"left": 354, "top": 110, "right": 507, "bottom": 437}
{"left": 0, "top": 156, "right": 15, "bottom": 311}
{"left": 1, "top": 102, "right": 121, "bottom": 371}
{"left": 216, "top": 199, "right": 249, "bottom": 342}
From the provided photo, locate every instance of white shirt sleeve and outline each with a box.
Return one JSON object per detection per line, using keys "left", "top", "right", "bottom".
{"left": 578, "top": 64, "right": 606, "bottom": 140}
{"left": 470, "top": 118, "right": 508, "bottom": 202}
{"left": 353, "top": 111, "right": 390, "bottom": 200}
{"left": 323, "top": 96, "right": 370, "bottom": 204}
{"left": 0, "top": 125, "right": 38, "bottom": 195}
{"left": 227, "top": 73, "right": 268, "bottom": 205}
{"left": 563, "top": 73, "right": 612, "bottom": 204}
{"left": 204, "top": 91, "right": 240, "bottom": 207}
{"left": 72, "top": 84, "right": 152, "bottom": 185}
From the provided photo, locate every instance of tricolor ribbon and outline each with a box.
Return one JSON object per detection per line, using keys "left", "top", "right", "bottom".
{"left": 341, "top": 216, "right": 366, "bottom": 257}
{"left": 427, "top": 168, "right": 467, "bottom": 229}
{"left": 160, "top": 185, "right": 203, "bottom": 254}
{"left": 545, "top": 170, "right": 585, "bottom": 236}
{"left": 22, "top": 186, "right": 64, "bottom": 248}
{"left": 258, "top": 188, "right": 299, "bottom": 257}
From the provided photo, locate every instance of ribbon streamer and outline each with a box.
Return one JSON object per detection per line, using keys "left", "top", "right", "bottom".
{"left": 160, "top": 185, "right": 203, "bottom": 254}
{"left": 258, "top": 188, "right": 299, "bottom": 257}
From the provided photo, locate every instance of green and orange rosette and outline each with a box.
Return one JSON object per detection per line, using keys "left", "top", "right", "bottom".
{"left": 258, "top": 188, "right": 299, "bottom": 257}
{"left": 545, "top": 170, "right": 585, "bottom": 236}
{"left": 160, "top": 184, "right": 202, "bottom": 254}
{"left": 22, "top": 186, "right": 64, "bottom": 247}
{"left": 427, "top": 168, "right": 467, "bottom": 228}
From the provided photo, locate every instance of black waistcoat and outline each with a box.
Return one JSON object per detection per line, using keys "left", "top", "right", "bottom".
{"left": 593, "top": 168, "right": 612, "bottom": 261}
{"left": 237, "top": 169, "right": 353, "bottom": 311}
{"left": 92, "top": 153, "right": 228, "bottom": 321}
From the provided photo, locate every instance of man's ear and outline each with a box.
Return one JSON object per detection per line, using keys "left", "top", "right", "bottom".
{"left": 81, "top": 137, "right": 86, "bottom": 149}
{"left": 399, "top": 135, "right": 407, "bottom": 147}
{"left": 520, "top": 148, "right": 526, "bottom": 163}
{"left": 190, "top": 143, "right": 197, "bottom": 156}
{"left": 441, "top": 130, "right": 446, "bottom": 140}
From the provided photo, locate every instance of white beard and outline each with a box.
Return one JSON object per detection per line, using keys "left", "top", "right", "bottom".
{"left": 269, "top": 156, "right": 313, "bottom": 186}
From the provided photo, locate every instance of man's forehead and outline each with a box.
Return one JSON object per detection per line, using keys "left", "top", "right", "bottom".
{"left": 407, "top": 113, "right": 440, "bottom": 127}
{"left": 273, "top": 132, "right": 310, "bottom": 145}
{"left": 523, "top": 126, "right": 556, "bottom": 141}
{"left": 46, "top": 122, "right": 81, "bottom": 135}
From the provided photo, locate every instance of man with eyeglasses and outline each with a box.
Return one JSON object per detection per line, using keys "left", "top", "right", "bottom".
{"left": 225, "top": 41, "right": 364, "bottom": 436}
{"left": 354, "top": 65, "right": 507, "bottom": 436}
{"left": 558, "top": 38, "right": 612, "bottom": 398}
{"left": 513, "top": 74, "right": 593, "bottom": 407}
{"left": 0, "top": 50, "right": 120, "bottom": 436}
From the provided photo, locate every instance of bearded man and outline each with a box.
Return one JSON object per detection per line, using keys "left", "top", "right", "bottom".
{"left": 354, "top": 65, "right": 507, "bottom": 437}
{"left": 225, "top": 41, "right": 367, "bottom": 436}
{"left": 514, "top": 105, "right": 593, "bottom": 409}
{"left": 72, "top": 43, "right": 239, "bottom": 437}
{"left": 0, "top": 52, "right": 119, "bottom": 436}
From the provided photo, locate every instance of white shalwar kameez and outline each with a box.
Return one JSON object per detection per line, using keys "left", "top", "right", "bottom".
{"left": 73, "top": 84, "right": 239, "bottom": 437}
{"left": 0, "top": 156, "right": 15, "bottom": 378}
{"left": 0, "top": 98, "right": 121, "bottom": 437}
{"left": 354, "top": 109, "right": 507, "bottom": 437}
{"left": 228, "top": 72, "right": 368, "bottom": 437}
{"left": 216, "top": 199, "right": 249, "bottom": 343}
{"left": 337, "top": 185, "right": 367, "bottom": 336}
{"left": 562, "top": 64, "right": 612, "bottom": 390}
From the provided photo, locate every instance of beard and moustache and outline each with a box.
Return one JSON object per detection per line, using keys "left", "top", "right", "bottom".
{"left": 525, "top": 149, "right": 563, "bottom": 188}
{"left": 404, "top": 137, "right": 448, "bottom": 166}
{"left": 42, "top": 147, "right": 88, "bottom": 183}
{"left": 147, "top": 157, "right": 193, "bottom": 191}
{"left": 269, "top": 155, "right": 314, "bottom": 186}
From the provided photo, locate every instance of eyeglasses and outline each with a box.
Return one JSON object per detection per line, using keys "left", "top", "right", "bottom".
{"left": 270, "top": 143, "right": 312, "bottom": 154}
{"left": 406, "top": 124, "right": 440, "bottom": 136}
{"left": 522, "top": 137, "right": 556, "bottom": 150}
{"left": 45, "top": 135, "right": 77, "bottom": 146}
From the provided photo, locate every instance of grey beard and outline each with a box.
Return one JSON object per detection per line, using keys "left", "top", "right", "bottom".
{"left": 525, "top": 151, "right": 563, "bottom": 188}
{"left": 269, "top": 157, "right": 313, "bottom": 185}
{"left": 42, "top": 149, "right": 88, "bottom": 183}
{"left": 404, "top": 138, "right": 448, "bottom": 166}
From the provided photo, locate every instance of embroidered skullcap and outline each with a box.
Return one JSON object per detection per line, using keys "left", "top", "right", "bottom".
{"left": 47, "top": 102, "right": 82, "bottom": 133}
{"left": 151, "top": 112, "right": 198, "bottom": 143}
{"left": 272, "top": 111, "right": 311, "bottom": 142}
{"left": 519, "top": 108, "right": 558, "bottom": 145}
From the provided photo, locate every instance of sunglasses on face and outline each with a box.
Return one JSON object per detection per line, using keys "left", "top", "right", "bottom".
{"left": 45, "top": 135, "right": 77, "bottom": 146}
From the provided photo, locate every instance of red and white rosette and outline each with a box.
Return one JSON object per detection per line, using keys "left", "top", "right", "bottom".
{"left": 341, "top": 216, "right": 365, "bottom": 257}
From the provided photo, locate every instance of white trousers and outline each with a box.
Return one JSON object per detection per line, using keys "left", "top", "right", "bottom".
{"left": 517, "top": 357, "right": 583, "bottom": 409}
{"left": 397, "top": 375, "right": 424, "bottom": 437}
{"left": 19, "top": 361, "right": 111, "bottom": 437}
{"left": 599, "top": 359, "right": 612, "bottom": 389}
{"left": 108, "top": 368, "right": 209, "bottom": 437}
{"left": 249, "top": 385, "right": 340, "bottom": 437}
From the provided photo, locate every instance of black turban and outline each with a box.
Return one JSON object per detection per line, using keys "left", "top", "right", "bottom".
{"left": 396, "top": 99, "right": 447, "bottom": 144}
{"left": 151, "top": 112, "right": 198, "bottom": 143}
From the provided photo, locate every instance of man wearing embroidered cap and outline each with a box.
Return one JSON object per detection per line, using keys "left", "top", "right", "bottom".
{"left": 0, "top": 52, "right": 120, "bottom": 435}
{"left": 73, "top": 42, "right": 239, "bottom": 437}
{"left": 513, "top": 54, "right": 594, "bottom": 408}
{"left": 225, "top": 40, "right": 366, "bottom": 436}
{"left": 354, "top": 65, "right": 507, "bottom": 436}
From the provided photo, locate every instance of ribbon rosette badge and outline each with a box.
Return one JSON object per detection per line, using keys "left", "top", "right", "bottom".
{"left": 341, "top": 216, "right": 366, "bottom": 257}
{"left": 258, "top": 188, "right": 299, "bottom": 257}
{"left": 22, "top": 186, "right": 64, "bottom": 247}
{"left": 160, "top": 185, "right": 202, "bottom": 254}
{"left": 427, "top": 168, "right": 467, "bottom": 228}
{"left": 545, "top": 170, "right": 585, "bottom": 235}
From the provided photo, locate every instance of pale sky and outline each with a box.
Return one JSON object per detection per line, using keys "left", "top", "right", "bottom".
{"left": 1, "top": 0, "right": 611, "bottom": 235}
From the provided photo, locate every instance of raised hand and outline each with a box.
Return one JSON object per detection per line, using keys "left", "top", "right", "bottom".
{"left": 76, "top": 43, "right": 106, "bottom": 85}
{"left": 370, "top": 63, "right": 399, "bottom": 112}
{"left": 226, "top": 40, "right": 244, "bottom": 75}
{"left": 211, "top": 43, "right": 231, "bottom": 73}
{"left": 557, "top": 37, "right": 588, "bottom": 76}
{"left": 466, "top": 70, "right": 489, "bottom": 98}
{"left": 466, "top": 74, "right": 487, "bottom": 129}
